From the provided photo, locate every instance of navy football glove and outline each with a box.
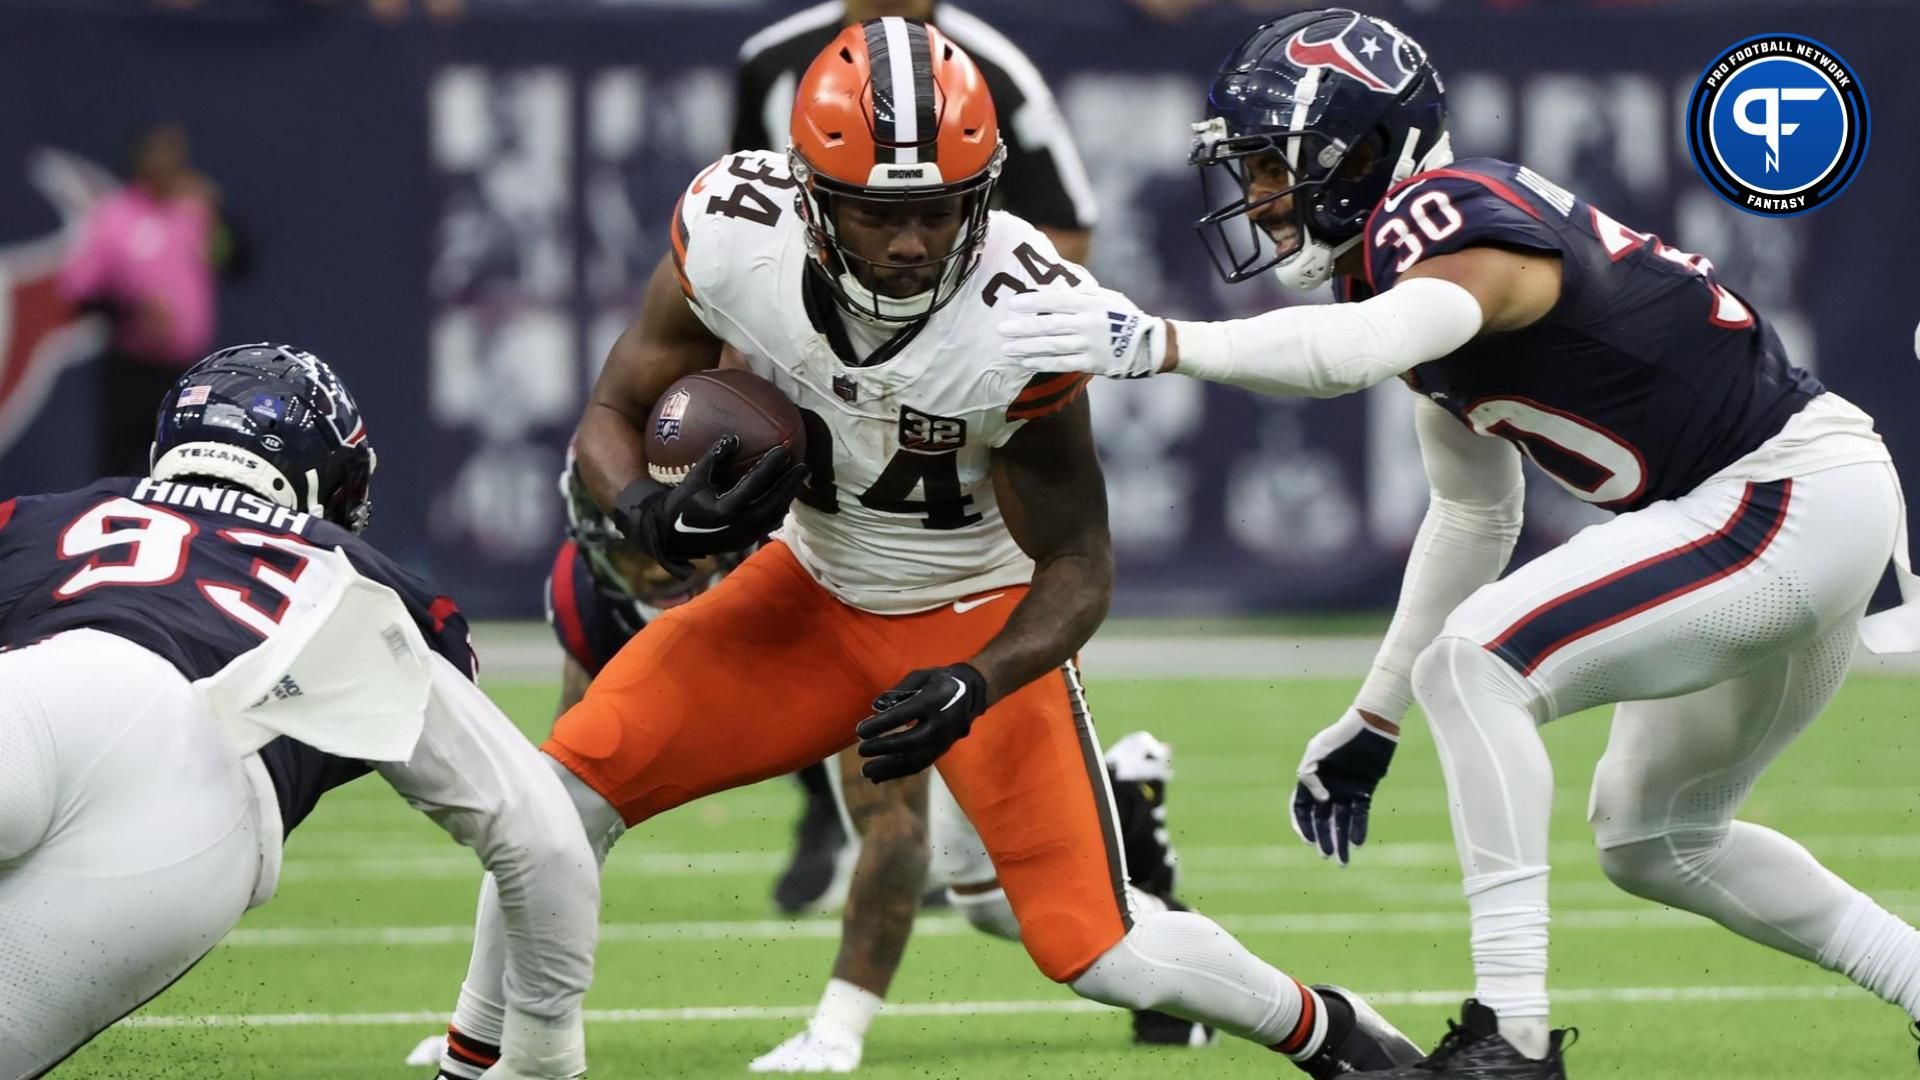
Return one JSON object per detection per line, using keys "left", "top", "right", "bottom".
{"left": 616, "top": 435, "right": 805, "bottom": 579}
{"left": 1291, "top": 708, "right": 1398, "bottom": 866}
{"left": 855, "top": 664, "right": 990, "bottom": 782}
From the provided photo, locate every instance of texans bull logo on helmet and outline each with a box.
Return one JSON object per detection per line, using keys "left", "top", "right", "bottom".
{"left": 1281, "top": 10, "right": 1421, "bottom": 96}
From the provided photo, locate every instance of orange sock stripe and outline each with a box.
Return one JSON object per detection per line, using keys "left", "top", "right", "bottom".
{"left": 1271, "top": 980, "right": 1319, "bottom": 1056}
{"left": 446, "top": 1024, "right": 501, "bottom": 1068}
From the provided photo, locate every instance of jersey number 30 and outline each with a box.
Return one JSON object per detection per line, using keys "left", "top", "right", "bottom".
{"left": 55, "top": 498, "right": 331, "bottom": 636}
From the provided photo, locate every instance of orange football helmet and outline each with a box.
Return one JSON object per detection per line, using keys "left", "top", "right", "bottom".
{"left": 788, "top": 17, "right": 1006, "bottom": 323}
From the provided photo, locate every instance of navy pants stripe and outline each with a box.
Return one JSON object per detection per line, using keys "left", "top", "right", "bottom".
{"left": 1487, "top": 480, "right": 1793, "bottom": 676}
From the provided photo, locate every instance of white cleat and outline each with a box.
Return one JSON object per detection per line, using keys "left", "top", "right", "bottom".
{"left": 406, "top": 1034, "right": 448, "bottom": 1067}
{"left": 748, "top": 1023, "right": 864, "bottom": 1073}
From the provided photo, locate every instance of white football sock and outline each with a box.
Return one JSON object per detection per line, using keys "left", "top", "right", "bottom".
{"left": 814, "top": 978, "right": 883, "bottom": 1041}
{"left": 437, "top": 874, "right": 508, "bottom": 1078}
{"left": 1820, "top": 892, "right": 1920, "bottom": 1020}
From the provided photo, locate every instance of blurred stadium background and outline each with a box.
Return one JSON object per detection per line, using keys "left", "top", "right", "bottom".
{"left": 3, "top": 0, "right": 1917, "bottom": 623}
{"left": 5, "top": 0, "right": 1920, "bottom": 1075}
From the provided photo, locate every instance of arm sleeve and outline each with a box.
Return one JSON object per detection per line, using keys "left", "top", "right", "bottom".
{"left": 375, "top": 654, "right": 600, "bottom": 1054}
{"left": 1352, "top": 396, "right": 1525, "bottom": 721}
{"left": 1169, "top": 277, "right": 1485, "bottom": 399}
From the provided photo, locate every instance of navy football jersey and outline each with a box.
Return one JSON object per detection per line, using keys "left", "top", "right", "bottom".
{"left": 0, "top": 476, "right": 477, "bottom": 832}
{"left": 1348, "top": 158, "right": 1821, "bottom": 513}
{"left": 544, "top": 539, "right": 643, "bottom": 676}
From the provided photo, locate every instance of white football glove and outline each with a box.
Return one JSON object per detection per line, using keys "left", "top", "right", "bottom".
{"left": 1291, "top": 708, "right": 1398, "bottom": 867}
{"left": 997, "top": 286, "right": 1168, "bottom": 380}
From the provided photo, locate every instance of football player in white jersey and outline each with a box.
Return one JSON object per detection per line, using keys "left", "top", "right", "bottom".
{"left": 429, "top": 18, "right": 1420, "bottom": 1080}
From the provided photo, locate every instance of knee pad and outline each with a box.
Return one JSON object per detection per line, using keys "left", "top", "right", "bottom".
{"left": 1412, "top": 636, "right": 1542, "bottom": 724}
{"left": 1596, "top": 828, "right": 1728, "bottom": 903}
{"left": 546, "top": 752, "right": 626, "bottom": 866}
{"left": 1018, "top": 902, "right": 1130, "bottom": 984}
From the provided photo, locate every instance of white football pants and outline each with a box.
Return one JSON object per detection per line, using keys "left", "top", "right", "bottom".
{"left": 1412, "top": 460, "right": 1914, "bottom": 1021}
{"left": 0, "top": 631, "right": 267, "bottom": 1077}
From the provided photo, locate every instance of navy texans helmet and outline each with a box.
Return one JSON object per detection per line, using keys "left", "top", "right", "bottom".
{"left": 150, "top": 343, "right": 376, "bottom": 532}
{"left": 1192, "top": 9, "right": 1451, "bottom": 290}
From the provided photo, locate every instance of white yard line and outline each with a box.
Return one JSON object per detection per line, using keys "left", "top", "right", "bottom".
{"left": 120, "top": 983, "right": 1859, "bottom": 1029}
{"left": 273, "top": 833, "right": 1920, "bottom": 882}
{"left": 221, "top": 905, "right": 1869, "bottom": 948}
{"left": 471, "top": 623, "right": 1920, "bottom": 684}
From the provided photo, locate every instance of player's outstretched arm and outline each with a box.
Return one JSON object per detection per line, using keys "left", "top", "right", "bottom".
{"left": 379, "top": 655, "right": 602, "bottom": 1080}
{"left": 1292, "top": 396, "right": 1524, "bottom": 866}
{"left": 998, "top": 247, "right": 1559, "bottom": 399}
{"left": 855, "top": 394, "right": 1113, "bottom": 783}
{"left": 574, "top": 252, "right": 724, "bottom": 511}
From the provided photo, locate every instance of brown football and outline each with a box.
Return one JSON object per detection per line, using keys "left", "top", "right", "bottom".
{"left": 644, "top": 368, "right": 805, "bottom": 487}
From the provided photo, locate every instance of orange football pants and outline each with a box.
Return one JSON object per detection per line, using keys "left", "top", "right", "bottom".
{"left": 545, "top": 541, "right": 1132, "bottom": 982}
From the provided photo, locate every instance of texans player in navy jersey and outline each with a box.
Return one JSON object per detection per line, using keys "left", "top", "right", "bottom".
{"left": 0, "top": 344, "right": 600, "bottom": 1080}
{"left": 999, "top": 9, "right": 1920, "bottom": 1076}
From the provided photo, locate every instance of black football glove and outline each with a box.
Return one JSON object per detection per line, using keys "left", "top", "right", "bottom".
{"left": 616, "top": 435, "right": 807, "bottom": 580}
{"left": 1291, "top": 708, "right": 1398, "bottom": 866}
{"left": 855, "top": 664, "right": 990, "bottom": 783}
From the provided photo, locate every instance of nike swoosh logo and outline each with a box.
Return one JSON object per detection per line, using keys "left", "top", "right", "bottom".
{"left": 952, "top": 593, "right": 1006, "bottom": 614}
{"left": 674, "top": 514, "right": 728, "bottom": 535}
{"left": 940, "top": 677, "right": 968, "bottom": 710}
{"left": 1380, "top": 179, "right": 1429, "bottom": 213}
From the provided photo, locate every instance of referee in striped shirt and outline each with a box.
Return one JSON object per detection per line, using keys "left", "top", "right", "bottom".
{"left": 732, "top": 0, "right": 1097, "bottom": 263}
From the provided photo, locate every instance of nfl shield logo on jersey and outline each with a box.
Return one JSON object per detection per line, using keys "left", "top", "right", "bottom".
{"left": 655, "top": 388, "right": 690, "bottom": 441}
{"left": 1686, "top": 33, "right": 1870, "bottom": 216}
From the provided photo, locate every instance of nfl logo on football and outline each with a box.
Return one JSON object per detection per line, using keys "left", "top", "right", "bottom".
{"left": 655, "top": 388, "right": 690, "bottom": 441}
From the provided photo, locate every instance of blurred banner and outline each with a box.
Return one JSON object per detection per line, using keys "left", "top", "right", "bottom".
{"left": 0, "top": 4, "right": 1914, "bottom": 617}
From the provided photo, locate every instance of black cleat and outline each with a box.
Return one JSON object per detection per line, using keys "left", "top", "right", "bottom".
{"left": 1132, "top": 1007, "right": 1217, "bottom": 1048}
{"left": 1338, "top": 999, "right": 1573, "bottom": 1079}
{"left": 1293, "top": 985, "right": 1423, "bottom": 1079}
{"left": 1106, "top": 731, "right": 1180, "bottom": 898}
{"left": 772, "top": 764, "right": 849, "bottom": 916}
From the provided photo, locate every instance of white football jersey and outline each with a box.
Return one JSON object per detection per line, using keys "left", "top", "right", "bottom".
{"left": 672, "top": 150, "right": 1093, "bottom": 614}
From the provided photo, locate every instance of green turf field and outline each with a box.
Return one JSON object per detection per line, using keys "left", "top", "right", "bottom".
{"left": 63, "top": 675, "right": 1920, "bottom": 1078}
